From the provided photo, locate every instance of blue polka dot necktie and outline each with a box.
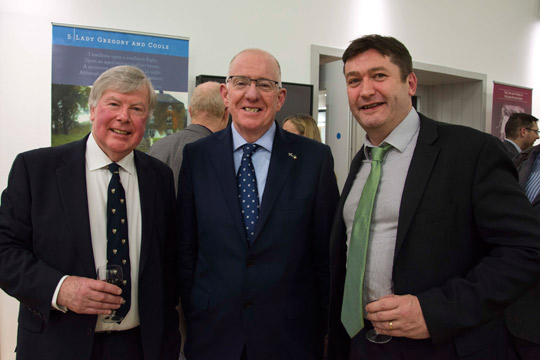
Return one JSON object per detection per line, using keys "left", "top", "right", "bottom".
{"left": 237, "top": 144, "right": 260, "bottom": 245}
{"left": 107, "top": 163, "right": 131, "bottom": 321}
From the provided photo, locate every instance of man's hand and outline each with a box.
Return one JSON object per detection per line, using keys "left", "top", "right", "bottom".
{"left": 365, "top": 294, "right": 430, "bottom": 339}
{"left": 57, "top": 276, "right": 123, "bottom": 314}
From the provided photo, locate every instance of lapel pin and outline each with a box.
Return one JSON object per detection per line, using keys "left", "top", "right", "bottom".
{"left": 288, "top": 152, "right": 297, "bottom": 160}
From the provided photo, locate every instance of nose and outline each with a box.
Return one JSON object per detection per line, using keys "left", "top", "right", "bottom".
{"left": 117, "top": 105, "right": 130, "bottom": 121}
{"left": 244, "top": 81, "right": 260, "bottom": 101}
{"left": 360, "top": 79, "right": 375, "bottom": 98}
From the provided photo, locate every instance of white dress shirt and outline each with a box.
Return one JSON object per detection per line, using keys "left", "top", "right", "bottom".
{"left": 51, "top": 134, "right": 142, "bottom": 332}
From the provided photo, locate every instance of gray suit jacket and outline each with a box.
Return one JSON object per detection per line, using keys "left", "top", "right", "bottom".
{"left": 505, "top": 144, "right": 540, "bottom": 345}
{"left": 148, "top": 124, "right": 212, "bottom": 193}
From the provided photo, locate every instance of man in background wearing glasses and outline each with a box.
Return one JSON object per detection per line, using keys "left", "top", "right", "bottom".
{"left": 503, "top": 113, "right": 539, "bottom": 158}
{"left": 177, "top": 48, "right": 339, "bottom": 360}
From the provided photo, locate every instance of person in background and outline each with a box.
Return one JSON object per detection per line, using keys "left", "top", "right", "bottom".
{"left": 503, "top": 113, "right": 539, "bottom": 158}
{"left": 282, "top": 113, "right": 322, "bottom": 142}
{"left": 327, "top": 34, "right": 540, "bottom": 360}
{"left": 177, "top": 48, "right": 339, "bottom": 360}
{"left": 506, "top": 140, "right": 540, "bottom": 359}
{"left": 0, "top": 65, "right": 180, "bottom": 360}
{"left": 148, "top": 81, "right": 229, "bottom": 194}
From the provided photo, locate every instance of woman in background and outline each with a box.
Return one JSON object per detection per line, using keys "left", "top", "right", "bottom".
{"left": 282, "top": 114, "right": 322, "bottom": 142}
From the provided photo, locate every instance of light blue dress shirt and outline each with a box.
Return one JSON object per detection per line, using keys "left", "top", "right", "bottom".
{"left": 232, "top": 122, "right": 275, "bottom": 206}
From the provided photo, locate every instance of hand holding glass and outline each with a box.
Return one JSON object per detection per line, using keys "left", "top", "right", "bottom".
{"left": 96, "top": 264, "right": 124, "bottom": 323}
{"left": 365, "top": 279, "right": 393, "bottom": 344}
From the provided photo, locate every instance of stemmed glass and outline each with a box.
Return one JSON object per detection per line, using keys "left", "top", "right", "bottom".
{"left": 364, "top": 277, "right": 393, "bottom": 344}
{"left": 96, "top": 264, "right": 124, "bottom": 323}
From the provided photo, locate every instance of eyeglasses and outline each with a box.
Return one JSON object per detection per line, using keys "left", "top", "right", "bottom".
{"left": 525, "top": 128, "right": 540, "bottom": 135}
{"left": 226, "top": 76, "right": 280, "bottom": 92}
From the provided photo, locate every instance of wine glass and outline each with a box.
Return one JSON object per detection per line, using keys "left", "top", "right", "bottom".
{"left": 96, "top": 264, "right": 124, "bottom": 323}
{"left": 364, "top": 277, "right": 393, "bottom": 344}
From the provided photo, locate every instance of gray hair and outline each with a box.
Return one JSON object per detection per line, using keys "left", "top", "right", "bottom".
{"left": 88, "top": 65, "right": 156, "bottom": 113}
{"left": 190, "top": 82, "right": 226, "bottom": 119}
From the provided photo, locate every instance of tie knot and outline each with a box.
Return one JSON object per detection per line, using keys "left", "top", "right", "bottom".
{"left": 242, "top": 143, "right": 259, "bottom": 157}
{"left": 108, "top": 163, "right": 120, "bottom": 174}
{"left": 370, "top": 143, "right": 392, "bottom": 162}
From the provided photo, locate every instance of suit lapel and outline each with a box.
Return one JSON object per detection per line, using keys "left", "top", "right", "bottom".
{"left": 208, "top": 126, "right": 248, "bottom": 244}
{"left": 135, "top": 151, "right": 156, "bottom": 275}
{"left": 56, "top": 135, "right": 96, "bottom": 277}
{"left": 395, "top": 116, "right": 439, "bottom": 256}
{"left": 254, "top": 127, "right": 295, "bottom": 240}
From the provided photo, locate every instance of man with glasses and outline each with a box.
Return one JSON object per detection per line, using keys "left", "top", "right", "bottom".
{"left": 177, "top": 48, "right": 339, "bottom": 360}
{"left": 506, "top": 113, "right": 540, "bottom": 359}
{"left": 503, "top": 113, "right": 539, "bottom": 158}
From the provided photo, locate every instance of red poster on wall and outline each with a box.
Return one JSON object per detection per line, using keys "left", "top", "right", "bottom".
{"left": 491, "top": 82, "right": 533, "bottom": 140}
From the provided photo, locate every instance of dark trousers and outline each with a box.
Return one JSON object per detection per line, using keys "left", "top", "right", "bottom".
{"left": 90, "top": 327, "right": 144, "bottom": 360}
{"left": 348, "top": 324, "right": 518, "bottom": 360}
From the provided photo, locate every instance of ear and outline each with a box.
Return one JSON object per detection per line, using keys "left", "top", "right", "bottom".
{"left": 276, "top": 87, "right": 287, "bottom": 111}
{"left": 188, "top": 106, "right": 192, "bottom": 118}
{"left": 220, "top": 83, "right": 229, "bottom": 107}
{"left": 407, "top": 72, "right": 418, "bottom": 96}
{"left": 90, "top": 106, "right": 96, "bottom": 122}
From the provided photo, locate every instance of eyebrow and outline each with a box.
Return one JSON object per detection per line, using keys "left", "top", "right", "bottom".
{"left": 104, "top": 96, "right": 147, "bottom": 108}
{"left": 345, "top": 66, "right": 389, "bottom": 78}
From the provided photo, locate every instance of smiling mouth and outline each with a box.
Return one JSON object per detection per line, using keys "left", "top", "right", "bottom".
{"left": 361, "top": 102, "right": 384, "bottom": 110}
{"left": 244, "top": 107, "right": 261, "bottom": 113}
{"left": 111, "top": 129, "right": 130, "bottom": 135}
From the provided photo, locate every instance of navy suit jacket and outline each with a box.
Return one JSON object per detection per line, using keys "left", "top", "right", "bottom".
{"left": 177, "top": 123, "right": 339, "bottom": 360}
{"left": 505, "top": 144, "right": 540, "bottom": 345}
{"left": 328, "top": 115, "right": 540, "bottom": 359}
{"left": 0, "top": 135, "right": 181, "bottom": 360}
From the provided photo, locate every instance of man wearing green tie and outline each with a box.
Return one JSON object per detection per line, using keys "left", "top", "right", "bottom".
{"left": 327, "top": 34, "right": 540, "bottom": 359}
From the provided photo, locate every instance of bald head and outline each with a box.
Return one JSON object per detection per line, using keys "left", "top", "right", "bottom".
{"left": 228, "top": 48, "right": 282, "bottom": 85}
{"left": 189, "top": 81, "right": 229, "bottom": 132}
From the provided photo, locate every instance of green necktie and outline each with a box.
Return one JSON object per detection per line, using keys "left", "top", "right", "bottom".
{"left": 341, "top": 143, "right": 392, "bottom": 338}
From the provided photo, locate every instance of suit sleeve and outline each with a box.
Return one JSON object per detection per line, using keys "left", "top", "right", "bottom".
{"left": 176, "top": 144, "right": 199, "bottom": 315}
{"left": 312, "top": 146, "right": 340, "bottom": 331}
{"left": 0, "top": 154, "right": 64, "bottom": 321}
{"left": 160, "top": 162, "right": 182, "bottom": 359}
{"left": 417, "top": 135, "right": 540, "bottom": 343}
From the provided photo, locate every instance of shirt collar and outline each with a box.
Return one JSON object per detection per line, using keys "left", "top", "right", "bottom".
{"left": 505, "top": 138, "right": 522, "bottom": 152}
{"left": 363, "top": 107, "right": 420, "bottom": 159}
{"left": 232, "top": 121, "right": 276, "bottom": 152}
{"left": 86, "top": 133, "right": 136, "bottom": 175}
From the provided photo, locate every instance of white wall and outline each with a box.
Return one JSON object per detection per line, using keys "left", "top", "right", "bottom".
{"left": 1, "top": 0, "right": 539, "bottom": 358}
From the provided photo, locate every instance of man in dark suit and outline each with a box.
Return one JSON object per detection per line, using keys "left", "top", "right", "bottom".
{"left": 506, "top": 142, "right": 540, "bottom": 359}
{"left": 177, "top": 48, "right": 339, "bottom": 360}
{"left": 0, "top": 66, "right": 181, "bottom": 360}
{"left": 327, "top": 34, "right": 540, "bottom": 360}
{"left": 503, "top": 113, "right": 539, "bottom": 158}
{"left": 148, "top": 81, "right": 229, "bottom": 194}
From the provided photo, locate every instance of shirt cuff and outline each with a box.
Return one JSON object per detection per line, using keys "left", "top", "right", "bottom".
{"left": 51, "top": 275, "right": 69, "bottom": 312}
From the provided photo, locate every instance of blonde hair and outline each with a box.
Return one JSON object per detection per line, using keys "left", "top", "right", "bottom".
{"left": 88, "top": 65, "right": 156, "bottom": 114}
{"left": 283, "top": 114, "right": 321, "bottom": 142}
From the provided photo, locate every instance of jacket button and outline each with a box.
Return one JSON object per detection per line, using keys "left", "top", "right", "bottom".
{"left": 247, "top": 259, "right": 254, "bottom": 267}
{"left": 86, "top": 328, "right": 93, "bottom": 336}
{"left": 243, "top": 300, "right": 252, "bottom": 309}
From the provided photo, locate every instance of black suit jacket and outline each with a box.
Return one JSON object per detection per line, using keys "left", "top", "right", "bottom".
{"left": 503, "top": 139, "right": 520, "bottom": 158}
{"left": 505, "top": 144, "right": 540, "bottom": 345}
{"left": 0, "top": 135, "right": 180, "bottom": 360}
{"left": 177, "top": 124, "right": 339, "bottom": 360}
{"left": 328, "top": 114, "right": 540, "bottom": 359}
